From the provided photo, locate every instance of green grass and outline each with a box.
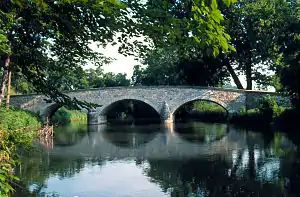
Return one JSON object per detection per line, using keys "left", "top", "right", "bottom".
{"left": 0, "top": 106, "right": 41, "bottom": 131}
{"left": 0, "top": 106, "right": 41, "bottom": 197}
{"left": 51, "top": 106, "right": 87, "bottom": 124}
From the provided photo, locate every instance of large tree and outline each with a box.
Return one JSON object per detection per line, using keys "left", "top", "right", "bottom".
{"left": 134, "top": 0, "right": 298, "bottom": 90}
{"left": 0, "top": 0, "right": 137, "bottom": 109}
{"left": 131, "top": 47, "right": 230, "bottom": 86}
{"left": 220, "top": 0, "right": 298, "bottom": 90}
{"left": 279, "top": 19, "right": 300, "bottom": 107}
{"left": 0, "top": 0, "right": 236, "bottom": 109}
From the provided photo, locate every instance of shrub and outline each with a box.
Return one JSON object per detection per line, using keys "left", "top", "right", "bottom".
{"left": 0, "top": 106, "right": 39, "bottom": 197}
{"left": 0, "top": 106, "right": 41, "bottom": 131}
{"left": 193, "top": 100, "right": 227, "bottom": 113}
{"left": 51, "top": 106, "right": 87, "bottom": 124}
{"left": 258, "top": 95, "right": 287, "bottom": 119}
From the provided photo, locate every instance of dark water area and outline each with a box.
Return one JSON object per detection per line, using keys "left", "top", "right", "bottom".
{"left": 13, "top": 121, "right": 300, "bottom": 197}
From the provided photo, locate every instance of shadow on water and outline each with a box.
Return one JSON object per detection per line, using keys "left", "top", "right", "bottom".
{"left": 101, "top": 124, "right": 160, "bottom": 148}
{"left": 11, "top": 121, "right": 300, "bottom": 197}
{"left": 174, "top": 122, "right": 228, "bottom": 144}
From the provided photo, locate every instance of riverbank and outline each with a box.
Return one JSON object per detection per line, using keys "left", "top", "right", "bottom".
{"left": 0, "top": 106, "right": 41, "bottom": 197}
{"left": 178, "top": 96, "right": 292, "bottom": 131}
{"left": 0, "top": 105, "right": 88, "bottom": 196}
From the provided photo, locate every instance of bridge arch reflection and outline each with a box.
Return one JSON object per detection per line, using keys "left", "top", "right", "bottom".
{"left": 101, "top": 125, "right": 160, "bottom": 148}
{"left": 48, "top": 123, "right": 246, "bottom": 159}
{"left": 174, "top": 122, "right": 228, "bottom": 144}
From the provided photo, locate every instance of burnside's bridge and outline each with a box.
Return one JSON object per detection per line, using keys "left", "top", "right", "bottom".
{"left": 9, "top": 86, "right": 287, "bottom": 124}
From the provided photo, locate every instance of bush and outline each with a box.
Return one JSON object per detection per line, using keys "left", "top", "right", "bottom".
{"left": 0, "top": 106, "right": 39, "bottom": 197}
{"left": 0, "top": 106, "right": 41, "bottom": 131}
{"left": 193, "top": 100, "right": 227, "bottom": 113}
{"left": 231, "top": 95, "right": 288, "bottom": 129}
{"left": 51, "top": 106, "right": 87, "bottom": 124}
{"left": 258, "top": 95, "right": 287, "bottom": 119}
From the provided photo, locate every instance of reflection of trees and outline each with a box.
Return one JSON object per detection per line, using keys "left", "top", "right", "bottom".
{"left": 142, "top": 157, "right": 286, "bottom": 197}
{"left": 140, "top": 131, "right": 299, "bottom": 197}
{"left": 13, "top": 150, "right": 105, "bottom": 197}
{"left": 175, "top": 122, "right": 227, "bottom": 144}
{"left": 102, "top": 125, "right": 159, "bottom": 148}
{"left": 53, "top": 121, "right": 88, "bottom": 146}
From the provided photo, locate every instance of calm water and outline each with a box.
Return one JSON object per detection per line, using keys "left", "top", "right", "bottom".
{"left": 14, "top": 121, "right": 300, "bottom": 197}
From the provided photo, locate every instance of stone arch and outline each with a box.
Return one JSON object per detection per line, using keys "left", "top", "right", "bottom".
{"left": 42, "top": 103, "right": 62, "bottom": 120}
{"left": 98, "top": 96, "right": 161, "bottom": 117}
{"left": 42, "top": 103, "right": 88, "bottom": 122}
{"left": 170, "top": 97, "right": 230, "bottom": 116}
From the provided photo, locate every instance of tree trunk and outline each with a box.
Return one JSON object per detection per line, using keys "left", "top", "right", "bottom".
{"left": 0, "top": 54, "right": 10, "bottom": 104}
{"left": 224, "top": 59, "right": 244, "bottom": 89}
{"left": 246, "top": 60, "right": 252, "bottom": 90}
{"left": 5, "top": 70, "right": 12, "bottom": 108}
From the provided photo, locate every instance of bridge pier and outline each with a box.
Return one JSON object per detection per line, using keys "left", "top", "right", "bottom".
{"left": 161, "top": 101, "right": 174, "bottom": 125}
{"left": 87, "top": 110, "right": 107, "bottom": 125}
{"left": 98, "top": 115, "right": 107, "bottom": 124}
{"left": 162, "top": 114, "right": 174, "bottom": 125}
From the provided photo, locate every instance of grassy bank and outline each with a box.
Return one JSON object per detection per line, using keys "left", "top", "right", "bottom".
{"left": 51, "top": 106, "right": 87, "bottom": 124}
{"left": 0, "top": 106, "right": 42, "bottom": 197}
{"left": 230, "top": 95, "right": 289, "bottom": 129}
{"left": 0, "top": 106, "right": 41, "bottom": 131}
{"left": 178, "top": 96, "right": 291, "bottom": 129}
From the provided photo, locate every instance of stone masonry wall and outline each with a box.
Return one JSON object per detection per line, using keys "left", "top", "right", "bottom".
{"left": 9, "top": 86, "right": 287, "bottom": 122}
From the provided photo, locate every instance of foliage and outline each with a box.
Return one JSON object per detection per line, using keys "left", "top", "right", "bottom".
{"left": 131, "top": 47, "right": 230, "bottom": 86}
{"left": 0, "top": 130, "right": 32, "bottom": 197}
{"left": 258, "top": 95, "right": 286, "bottom": 118}
{"left": 131, "top": 0, "right": 237, "bottom": 87}
{"left": 193, "top": 101, "right": 226, "bottom": 113}
{"left": 0, "top": 106, "right": 41, "bottom": 131}
{"left": 85, "top": 68, "right": 130, "bottom": 88}
{"left": 130, "top": 0, "right": 236, "bottom": 58}
{"left": 175, "top": 100, "right": 227, "bottom": 123}
{"left": 51, "top": 106, "right": 87, "bottom": 124}
{"left": 0, "top": 0, "right": 138, "bottom": 109}
{"left": 0, "top": 107, "right": 39, "bottom": 197}
{"left": 234, "top": 95, "right": 287, "bottom": 128}
{"left": 219, "top": 0, "right": 298, "bottom": 90}
{"left": 0, "top": 0, "right": 237, "bottom": 109}
{"left": 279, "top": 13, "right": 300, "bottom": 107}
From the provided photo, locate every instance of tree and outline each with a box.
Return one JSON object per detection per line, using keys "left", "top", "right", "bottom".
{"left": 0, "top": 0, "right": 237, "bottom": 109}
{"left": 131, "top": 47, "right": 184, "bottom": 86}
{"left": 134, "top": 0, "right": 298, "bottom": 90}
{"left": 131, "top": 47, "right": 230, "bottom": 86}
{"left": 220, "top": 0, "right": 298, "bottom": 90}
{"left": 0, "top": 0, "right": 137, "bottom": 109}
{"left": 280, "top": 21, "right": 300, "bottom": 107}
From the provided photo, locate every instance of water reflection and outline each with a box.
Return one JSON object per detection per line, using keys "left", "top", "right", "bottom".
{"left": 13, "top": 121, "right": 300, "bottom": 197}
{"left": 101, "top": 125, "right": 160, "bottom": 148}
{"left": 175, "top": 122, "right": 227, "bottom": 144}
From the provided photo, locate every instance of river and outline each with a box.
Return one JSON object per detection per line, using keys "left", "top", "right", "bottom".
{"left": 13, "top": 121, "right": 300, "bottom": 197}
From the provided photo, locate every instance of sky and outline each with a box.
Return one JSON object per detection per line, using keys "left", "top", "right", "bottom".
{"left": 86, "top": 42, "right": 138, "bottom": 78}
{"left": 86, "top": 42, "right": 275, "bottom": 91}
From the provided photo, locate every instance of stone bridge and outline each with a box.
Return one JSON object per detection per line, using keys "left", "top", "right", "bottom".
{"left": 9, "top": 86, "right": 287, "bottom": 124}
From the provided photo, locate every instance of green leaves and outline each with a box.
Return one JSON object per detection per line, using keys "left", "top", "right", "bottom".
{"left": 222, "top": 0, "right": 236, "bottom": 7}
